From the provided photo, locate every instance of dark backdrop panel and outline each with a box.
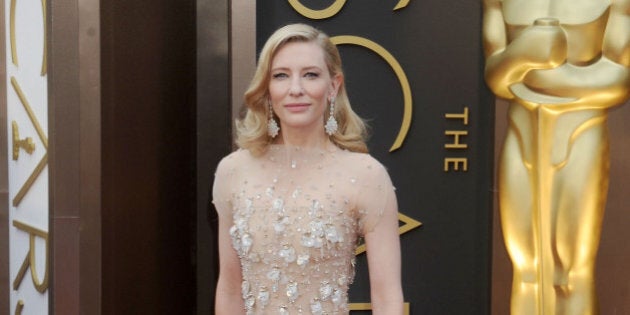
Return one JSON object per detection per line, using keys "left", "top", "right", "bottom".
{"left": 196, "top": 0, "right": 232, "bottom": 314}
{"left": 101, "top": 0, "right": 197, "bottom": 313}
{"left": 257, "top": 1, "right": 494, "bottom": 314}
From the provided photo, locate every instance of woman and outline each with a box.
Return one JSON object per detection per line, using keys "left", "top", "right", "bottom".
{"left": 213, "top": 23, "right": 403, "bottom": 314}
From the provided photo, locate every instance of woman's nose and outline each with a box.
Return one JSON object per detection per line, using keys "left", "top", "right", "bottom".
{"left": 289, "top": 77, "right": 304, "bottom": 95}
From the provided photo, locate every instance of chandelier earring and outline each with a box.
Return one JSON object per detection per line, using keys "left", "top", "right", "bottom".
{"left": 267, "top": 100, "right": 280, "bottom": 138}
{"left": 324, "top": 96, "right": 338, "bottom": 135}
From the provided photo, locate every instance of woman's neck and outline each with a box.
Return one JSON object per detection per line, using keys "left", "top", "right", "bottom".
{"left": 275, "top": 129, "right": 331, "bottom": 150}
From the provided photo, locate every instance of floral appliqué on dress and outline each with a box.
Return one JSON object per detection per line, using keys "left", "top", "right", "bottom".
{"left": 214, "top": 145, "right": 395, "bottom": 315}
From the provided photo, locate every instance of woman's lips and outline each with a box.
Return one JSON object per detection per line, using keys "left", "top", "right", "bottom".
{"left": 284, "top": 103, "right": 310, "bottom": 112}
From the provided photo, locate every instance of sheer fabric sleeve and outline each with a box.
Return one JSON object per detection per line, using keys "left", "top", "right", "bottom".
{"left": 355, "top": 156, "right": 398, "bottom": 235}
{"left": 212, "top": 154, "right": 236, "bottom": 217}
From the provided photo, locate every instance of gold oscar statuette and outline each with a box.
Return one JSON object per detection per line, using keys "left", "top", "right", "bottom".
{"left": 482, "top": 0, "right": 630, "bottom": 314}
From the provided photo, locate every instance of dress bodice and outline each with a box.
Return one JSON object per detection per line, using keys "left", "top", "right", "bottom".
{"left": 213, "top": 145, "right": 395, "bottom": 314}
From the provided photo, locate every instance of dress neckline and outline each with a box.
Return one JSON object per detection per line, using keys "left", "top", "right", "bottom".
{"left": 263, "top": 143, "right": 343, "bottom": 170}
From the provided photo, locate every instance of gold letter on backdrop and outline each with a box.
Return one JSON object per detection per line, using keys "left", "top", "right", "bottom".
{"left": 288, "top": 0, "right": 410, "bottom": 19}
{"left": 482, "top": 0, "right": 630, "bottom": 314}
{"left": 331, "top": 36, "right": 413, "bottom": 152}
{"left": 12, "top": 220, "right": 49, "bottom": 293}
{"left": 10, "top": 0, "right": 48, "bottom": 75}
{"left": 288, "top": 2, "right": 414, "bottom": 150}
{"left": 10, "top": 77, "right": 49, "bottom": 207}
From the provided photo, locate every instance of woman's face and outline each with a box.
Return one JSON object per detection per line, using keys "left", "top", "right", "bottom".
{"left": 268, "top": 41, "right": 340, "bottom": 136}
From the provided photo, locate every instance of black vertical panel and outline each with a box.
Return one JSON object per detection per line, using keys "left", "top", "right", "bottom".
{"left": 196, "top": 0, "right": 232, "bottom": 314}
{"left": 257, "top": 1, "right": 494, "bottom": 314}
{"left": 101, "top": 0, "right": 196, "bottom": 313}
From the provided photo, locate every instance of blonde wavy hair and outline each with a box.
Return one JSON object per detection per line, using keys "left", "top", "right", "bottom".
{"left": 235, "top": 23, "right": 368, "bottom": 156}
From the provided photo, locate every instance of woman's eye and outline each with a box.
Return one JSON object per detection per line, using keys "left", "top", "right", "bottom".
{"left": 304, "top": 72, "right": 319, "bottom": 78}
{"left": 272, "top": 73, "right": 288, "bottom": 79}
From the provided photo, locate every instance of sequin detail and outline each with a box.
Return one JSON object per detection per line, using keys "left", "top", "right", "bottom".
{"left": 216, "top": 145, "right": 395, "bottom": 314}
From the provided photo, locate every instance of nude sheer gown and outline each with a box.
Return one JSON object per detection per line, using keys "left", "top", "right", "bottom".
{"left": 213, "top": 144, "right": 396, "bottom": 314}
